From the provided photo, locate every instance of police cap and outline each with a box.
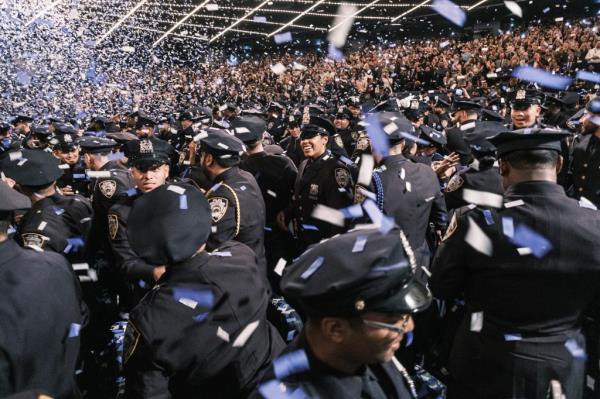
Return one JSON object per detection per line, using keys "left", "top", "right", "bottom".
{"left": 136, "top": 114, "right": 156, "bottom": 129}
{"left": 0, "top": 181, "right": 31, "bottom": 213}
{"left": 199, "top": 128, "right": 246, "bottom": 159}
{"left": 489, "top": 128, "right": 570, "bottom": 158}
{"left": 450, "top": 101, "right": 482, "bottom": 114}
{"left": 11, "top": 115, "right": 33, "bottom": 125}
{"left": 300, "top": 116, "right": 336, "bottom": 140}
{"left": 230, "top": 116, "right": 266, "bottom": 145}
{"left": 53, "top": 123, "right": 77, "bottom": 136}
{"left": 127, "top": 183, "right": 212, "bottom": 265}
{"left": 586, "top": 98, "right": 600, "bottom": 115}
{"left": 124, "top": 138, "right": 173, "bottom": 169}
{"left": 420, "top": 125, "right": 447, "bottom": 147}
{"left": 511, "top": 89, "right": 544, "bottom": 108}
{"left": 281, "top": 227, "right": 432, "bottom": 317}
{"left": 78, "top": 136, "right": 118, "bottom": 154}
{"left": 0, "top": 149, "right": 63, "bottom": 186}
{"left": 50, "top": 134, "right": 78, "bottom": 151}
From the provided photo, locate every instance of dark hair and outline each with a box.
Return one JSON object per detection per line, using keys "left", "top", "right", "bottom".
{"left": 503, "top": 149, "right": 559, "bottom": 169}
{"left": 215, "top": 156, "right": 240, "bottom": 168}
{"left": 0, "top": 219, "right": 10, "bottom": 235}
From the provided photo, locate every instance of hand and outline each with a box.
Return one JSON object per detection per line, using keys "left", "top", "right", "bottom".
{"left": 60, "top": 185, "right": 75, "bottom": 196}
{"left": 276, "top": 211, "right": 289, "bottom": 232}
{"left": 153, "top": 266, "right": 166, "bottom": 282}
{"left": 432, "top": 152, "right": 460, "bottom": 178}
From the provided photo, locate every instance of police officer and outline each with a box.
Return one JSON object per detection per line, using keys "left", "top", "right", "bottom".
{"left": 108, "top": 137, "right": 175, "bottom": 307}
{"left": 280, "top": 116, "right": 354, "bottom": 254}
{"left": 444, "top": 121, "right": 505, "bottom": 211}
{"left": 415, "top": 125, "right": 448, "bottom": 166}
{"left": 254, "top": 227, "right": 432, "bottom": 398}
{"left": 362, "top": 113, "right": 447, "bottom": 267}
{"left": 279, "top": 112, "right": 304, "bottom": 167}
{"left": 569, "top": 98, "right": 600, "bottom": 207}
{"left": 232, "top": 116, "right": 298, "bottom": 285}
{"left": 509, "top": 89, "right": 548, "bottom": 130}
{"left": 266, "top": 101, "right": 287, "bottom": 142}
{"left": 51, "top": 133, "right": 89, "bottom": 196}
{"left": 134, "top": 114, "right": 156, "bottom": 138}
{"left": 198, "top": 128, "right": 268, "bottom": 278}
{"left": 445, "top": 101, "right": 482, "bottom": 166}
{"left": 334, "top": 107, "right": 358, "bottom": 156}
{"left": 431, "top": 129, "right": 600, "bottom": 399}
{"left": 426, "top": 95, "right": 452, "bottom": 131}
{"left": 1, "top": 149, "right": 92, "bottom": 264}
{"left": 0, "top": 181, "right": 85, "bottom": 398}
{"left": 123, "top": 184, "right": 285, "bottom": 397}
{"left": 10, "top": 114, "right": 33, "bottom": 137}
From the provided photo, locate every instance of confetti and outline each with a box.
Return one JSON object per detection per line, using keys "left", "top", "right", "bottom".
{"left": 364, "top": 113, "right": 389, "bottom": 157}
{"left": 273, "top": 350, "right": 310, "bottom": 379}
{"left": 216, "top": 326, "right": 230, "bottom": 342}
{"left": 565, "top": 338, "right": 587, "bottom": 360}
{"left": 576, "top": 71, "right": 600, "bottom": 84}
{"left": 462, "top": 189, "right": 504, "bottom": 208}
{"left": 509, "top": 224, "right": 553, "bottom": 258}
{"left": 274, "top": 258, "right": 287, "bottom": 276}
{"left": 512, "top": 66, "right": 573, "bottom": 90}
{"left": 270, "top": 63, "right": 287, "bottom": 75}
{"left": 167, "top": 185, "right": 186, "bottom": 195}
{"left": 470, "top": 311, "right": 483, "bottom": 332}
{"left": 301, "top": 256, "right": 325, "bottom": 280}
{"left": 274, "top": 32, "right": 293, "bottom": 44}
{"left": 328, "top": 4, "right": 357, "bottom": 48}
{"left": 504, "top": 1, "right": 523, "bottom": 18}
{"left": 579, "top": 197, "right": 597, "bottom": 210}
{"left": 311, "top": 204, "right": 345, "bottom": 227}
{"left": 504, "top": 334, "right": 522, "bottom": 341}
{"left": 357, "top": 154, "right": 375, "bottom": 186}
{"left": 432, "top": 0, "right": 466, "bottom": 27}
{"left": 68, "top": 323, "right": 81, "bottom": 338}
{"left": 232, "top": 320, "right": 260, "bottom": 347}
{"left": 172, "top": 288, "right": 214, "bottom": 309}
{"left": 340, "top": 204, "right": 363, "bottom": 219}
{"left": 179, "top": 195, "right": 188, "bottom": 210}
{"left": 352, "top": 235, "right": 368, "bottom": 253}
{"left": 465, "top": 216, "right": 493, "bottom": 256}
{"left": 504, "top": 199, "right": 525, "bottom": 208}
{"left": 362, "top": 199, "right": 395, "bottom": 234}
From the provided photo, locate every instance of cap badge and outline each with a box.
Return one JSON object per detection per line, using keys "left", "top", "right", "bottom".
{"left": 140, "top": 139, "right": 153, "bottom": 154}
{"left": 516, "top": 90, "right": 526, "bottom": 100}
{"left": 355, "top": 299, "right": 365, "bottom": 311}
{"left": 302, "top": 106, "right": 310, "bottom": 125}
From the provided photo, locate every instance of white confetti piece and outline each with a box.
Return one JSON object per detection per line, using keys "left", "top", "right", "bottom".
{"left": 517, "top": 247, "right": 532, "bottom": 256}
{"left": 274, "top": 258, "right": 287, "bottom": 276}
{"left": 432, "top": 0, "right": 466, "bottom": 27}
{"left": 9, "top": 151, "right": 22, "bottom": 161}
{"left": 270, "top": 63, "right": 287, "bottom": 75}
{"left": 232, "top": 320, "right": 260, "bottom": 347}
{"left": 328, "top": 4, "right": 357, "bottom": 48}
{"left": 205, "top": 3, "right": 219, "bottom": 11}
{"left": 274, "top": 32, "right": 292, "bottom": 44}
{"left": 37, "top": 221, "right": 47, "bottom": 231}
{"left": 216, "top": 326, "right": 230, "bottom": 342}
{"left": 58, "top": 164, "right": 70, "bottom": 170}
{"left": 17, "top": 158, "right": 28, "bottom": 166}
{"left": 178, "top": 298, "right": 198, "bottom": 309}
{"left": 86, "top": 171, "right": 111, "bottom": 178}
{"left": 504, "top": 1, "right": 522, "bottom": 17}
{"left": 400, "top": 168, "right": 405, "bottom": 180}
{"left": 357, "top": 154, "right": 375, "bottom": 186}
{"left": 352, "top": 235, "right": 368, "bottom": 253}
{"left": 267, "top": 190, "right": 277, "bottom": 198}
{"left": 405, "top": 181, "right": 412, "bottom": 192}
{"left": 465, "top": 216, "right": 493, "bottom": 256}
{"left": 470, "top": 311, "right": 483, "bottom": 332}
{"left": 579, "top": 197, "right": 597, "bottom": 210}
{"left": 167, "top": 185, "right": 186, "bottom": 195}
{"left": 120, "top": 46, "right": 135, "bottom": 53}
{"left": 462, "top": 189, "right": 504, "bottom": 208}
{"left": 312, "top": 204, "right": 345, "bottom": 227}
{"left": 504, "top": 199, "right": 525, "bottom": 208}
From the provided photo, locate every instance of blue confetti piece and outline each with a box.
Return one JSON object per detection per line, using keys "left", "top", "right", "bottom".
{"left": 405, "top": 331, "right": 414, "bottom": 347}
{"left": 64, "top": 237, "right": 85, "bottom": 253}
{"left": 512, "top": 66, "right": 573, "bottom": 90}
{"left": 273, "top": 350, "right": 310, "bottom": 379}
{"left": 432, "top": 0, "right": 466, "bottom": 27}
{"left": 126, "top": 188, "right": 138, "bottom": 197}
{"left": 301, "top": 224, "right": 319, "bottom": 231}
{"left": 352, "top": 235, "right": 368, "bottom": 253}
{"left": 258, "top": 380, "right": 291, "bottom": 399}
{"left": 68, "top": 323, "right": 81, "bottom": 338}
{"left": 482, "top": 209, "right": 494, "bottom": 225}
{"left": 274, "top": 32, "right": 293, "bottom": 44}
{"left": 509, "top": 224, "right": 553, "bottom": 258}
{"left": 193, "top": 313, "right": 208, "bottom": 322}
{"left": 338, "top": 155, "right": 354, "bottom": 166}
{"left": 107, "top": 151, "right": 125, "bottom": 161}
{"left": 369, "top": 260, "right": 409, "bottom": 274}
{"left": 286, "top": 330, "right": 297, "bottom": 342}
{"left": 502, "top": 216, "right": 514, "bottom": 238}
{"left": 16, "top": 71, "right": 32, "bottom": 86}
{"left": 209, "top": 182, "right": 222, "bottom": 193}
{"left": 542, "top": 6, "right": 550, "bottom": 13}
{"left": 53, "top": 207, "right": 65, "bottom": 216}
{"left": 576, "top": 70, "right": 600, "bottom": 84}
{"left": 138, "top": 280, "right": 146, "bottom": 289}
{"left": 172, "top": 288, "right": 214, "bottom": 308}
{"left": 264, "top": 226, "right": 273, "bottom": 232}
{"left": 504, "top": 334, "right": 522, "bottom": 341}
{"left": 565, "top": 338, "right": 587, "bottom": 360}
{"left": 179, "top": 195, "right": 188, "bottom": 210}
{"left": 399, "top": 131, "right": 430, "bottom": 146}
{"left": 340, "top": 204, "right": 363, "bottom": 219}
{"left": 301, "top": 256, "right": 324, "bottom": 280}
{"left": 364, "top": 113, "right": 389, "bottom": 157}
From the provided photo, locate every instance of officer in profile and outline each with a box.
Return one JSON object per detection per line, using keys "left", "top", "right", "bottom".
{"left": 0, "top": 181, "right": 85, "bottom": 398}
{"left": 123, "top": 183, "right": 284, "bottom": 397}
{"left": 254, "top": 227, "right": 432, "bottom": 398}
{"left": 509, "top": 89, "right": 547, "bottom": 130}
{"left": 431, "top": 128, "right": 600, "bottom": 399}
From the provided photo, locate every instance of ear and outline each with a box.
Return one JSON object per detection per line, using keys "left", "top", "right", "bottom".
{"left": 320, "top": 317, "right": 350, "bottom": 344}
{"left": 499, "top": 159, "right": 510, "bottom": 176}
{"left": 322, "top": 135, "right": 329, "bottom": 145}
{"left": 204, "top": 153, "right": 214, "bottom": 167}
{"left": 556, "top": 155, "right": 563, "bottom": 174}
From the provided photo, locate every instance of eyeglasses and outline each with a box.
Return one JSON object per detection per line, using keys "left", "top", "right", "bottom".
{"left": 362, "top": 319, "right": 405, "bottom": 335}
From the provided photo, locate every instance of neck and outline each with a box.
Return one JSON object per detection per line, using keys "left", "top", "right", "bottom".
{"left": 506, "top": 170, "right": 557, "bottom": 188}
{"left": 94, "top": 157, "right": 110, "bottom": 171}
{"left": 247, "top": 144, "right": 264, "bottom": 155}
{"left": 29, "top": 185, "right": 56, "bottom": 203}
{"left": 305, "top": 324, "right": 362, "bottom": 375}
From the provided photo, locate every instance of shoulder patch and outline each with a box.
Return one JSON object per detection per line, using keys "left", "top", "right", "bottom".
{"left": 335, "top": 168, "right": 350, "bottom": 188}
{"left": 99, "top": 179, "right": 117, "bottom": 199}
{"left": 442, "top": 212, "right": 458, "bottom": 241}
{"left": 356, "top": 136, "right": 369, "bottom": 151}
{"left": 445, "top": 175, "right": 464, "bottom": 193}
{"left": 22, "top": 233, "right": 49, "bottom": 250}
{"left": 209, "top": 197, "right": 229, "bottom": 223}
{"left": 334, "top": 135, "right": 344, "bottom": 148}
{"left": 108, "top": 214, "right": 119, "bottom": 240}
{"left": 123, "top": 321, "right": 141, "bottom": 364}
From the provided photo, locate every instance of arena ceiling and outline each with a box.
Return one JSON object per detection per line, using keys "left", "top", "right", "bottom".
{"left": 78, "top": 0, "right": 591, "bottom": 48}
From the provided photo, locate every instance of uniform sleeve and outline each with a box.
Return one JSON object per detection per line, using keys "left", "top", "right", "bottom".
{"left": 108, "top": 207, "right": 156, "bottom": 283}
{"left": 429, "top": 211, "right": 469, "bottom": 299}
{"left": 124, "top": 321, "right": 171, "bottom": 399}
{"left": 429, "top": 190, "right": 448, "bottom": 231}
{"left": 0, "top": 349, "right": 12, "bottom": 397}
{"left": 206, "top": 190, "right": 238, "bottom": 251}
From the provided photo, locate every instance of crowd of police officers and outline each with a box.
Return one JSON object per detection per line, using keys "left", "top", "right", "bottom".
{"left": 1, "top": 82, "right": 600, "bottom": 399}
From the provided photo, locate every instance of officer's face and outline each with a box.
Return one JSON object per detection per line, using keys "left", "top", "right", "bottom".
{"left": 54, "top": 147, "right": 80, "bottom": 165}
{"left": 181, "top": 120, "right": 193, "bottom": 130}
{"left": 16, "top": 122, "right": 30, "bottom": 135}
{"left": 346, "top": 313, "right": 409, "bottom": 363}
{"left": 300, "top": 134, "right": 328, "bottom": 158}
{"left": 288, "top": 126, "right": 301, "bottom": 138}
{"left": 131, "top": 163, "right": 169, "bottom": 193}
{"left": 511, "top": 104, "right": 540, "bottom": 129}
{"left": 581, "top": 112, "right": 600, "bottom": 135}
{"left": 334, "top": 117, "right": 350, "bottom": 130}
